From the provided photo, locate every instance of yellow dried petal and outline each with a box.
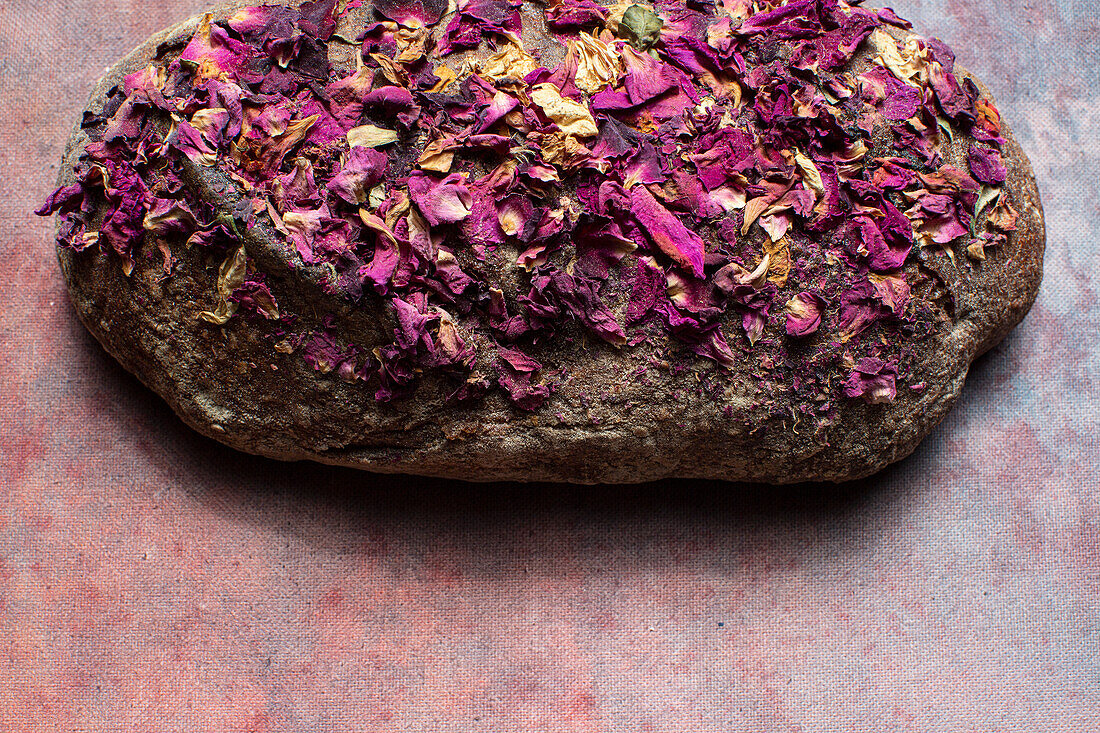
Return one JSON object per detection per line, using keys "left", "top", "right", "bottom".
{"left": 394, "top": 26, "right": 430, "bottom": 62}
{"left": 359, "top": 208, "right": 400, "bottom": 246}
{"left": 868, "top": 28, "right": 932, "bottom": 88}
{"left": 418, "top": 137, "right": 455, "bottom": 172}
{"left": 529, "top": 83, "right": 599, "bottom": 138}
{"left": 347, "top": 124, "right": 399, "bottom": 148}
{"left": 741, "top": 195, "right": 771, "bottom": 235}
{"left": 763, "top": 237, "right": 791, "bottom": 287}
{"left": 470, "top": 42, "right": 539, "bottom": 83}
{"left": 369, "top": 53, "right": 409, "bottom": 86}
{"left": 569, "top": 32, "right": 623, "bottom": 94}
{"left": 793, "top": 150, "right": 824, "bottom": 199}
{"left": 428, "top": 64, "right": 457, "bottom": 92}
{"left": 536, "top": 131, "right": 592, "bottom": 169}
{"left": 190, "top": 107, "right": 228, "bottom": 137}
{"left": 199, "top": 245, "right": 247, "bottom": 324}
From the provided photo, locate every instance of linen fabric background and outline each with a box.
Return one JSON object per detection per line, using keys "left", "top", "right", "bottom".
{"left": 2, "top": 0, "right": 1098, "bottom": 729}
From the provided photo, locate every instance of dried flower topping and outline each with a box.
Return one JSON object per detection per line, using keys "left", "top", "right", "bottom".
{"left": 40, "top": 0, "right": 1011, "bottom": 420}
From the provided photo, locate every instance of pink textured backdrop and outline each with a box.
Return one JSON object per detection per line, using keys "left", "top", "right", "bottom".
{"left": 3, "top": 1, "right": 1099, "bottom": 730}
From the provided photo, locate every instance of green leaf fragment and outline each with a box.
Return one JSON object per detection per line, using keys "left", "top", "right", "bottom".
{"left": 215, "top": 211, "right": 244, "bottom": 240}
{"left": 619, "top": 5, "right": 663, "bottom": 50}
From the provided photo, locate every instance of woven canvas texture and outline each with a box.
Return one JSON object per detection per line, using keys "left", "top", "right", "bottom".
{"left": 2, "top": 0, "right": 1098, "bottom": 729}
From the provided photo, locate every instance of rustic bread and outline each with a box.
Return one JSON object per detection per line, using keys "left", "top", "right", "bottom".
{"left": 42, "top": 0, "right": 1044, "bottom": 482}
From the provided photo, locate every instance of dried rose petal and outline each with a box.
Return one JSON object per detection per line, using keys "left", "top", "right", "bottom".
{"left": 785, "top": 291, "right": 825, "bottom": 337}
{"left": 626, "top": 256, "right": 666, "bottom": 325}
{"left": 327, "top": 147, "right": 388, "bottom": 206}
{"left": 838, "top": 280, "right": 880, "bottom": 340}
{"left": 968, "top": 144, "right": 1007, "bottom": 185}
{"left": 548, "top": 0, "right": 608, "bottom": 29}
{"left": 407, "top": 172, "right": 473, "bottom": 226}
{"left": 36, "top": 184, "right": 84, "bottom": 217}
{"left": 843, "top": 357, "right": 898, "bottom": 404}
{"left": 373, "top": 0, "right": 448, "bottom": 27}
{"left": 629, "top": 185, "right": 705, "bottom": 278}
{"left": 179, "top": 14, "right": 255, "bottom": 81}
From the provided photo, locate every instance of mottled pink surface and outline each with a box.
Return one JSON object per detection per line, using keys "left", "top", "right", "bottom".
{"left": 3, "top": 0, "right": 1099, "bottom": 730}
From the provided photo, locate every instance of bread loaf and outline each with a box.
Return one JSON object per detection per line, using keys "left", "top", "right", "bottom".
{"left": 39, "top": 0, "right": 1044, "bottom": 482}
